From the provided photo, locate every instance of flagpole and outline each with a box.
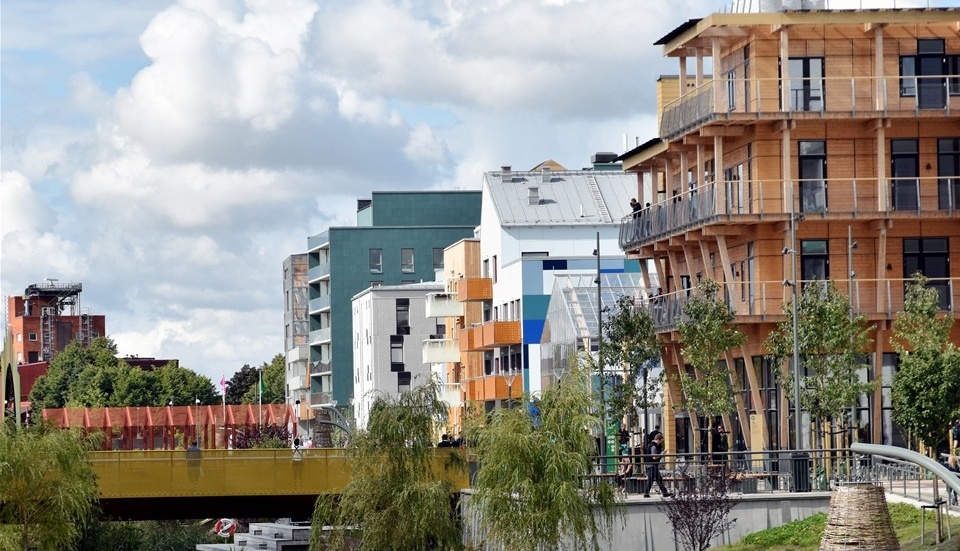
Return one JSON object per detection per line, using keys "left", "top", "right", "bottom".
{"left": 258, "top": 368, "right": 263, "bottom": 427}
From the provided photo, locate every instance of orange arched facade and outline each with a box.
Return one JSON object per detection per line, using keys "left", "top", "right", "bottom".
{"left": 41, "top": 404, "right": 297, "bottom": 450}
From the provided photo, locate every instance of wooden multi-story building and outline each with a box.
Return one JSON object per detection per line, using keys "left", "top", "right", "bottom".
{"left": 618, "top": 7, "right": 960, "bottom": 455}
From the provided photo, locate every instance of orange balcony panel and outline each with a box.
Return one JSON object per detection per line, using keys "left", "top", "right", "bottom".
{"left": 480, "top": 320, "right": 521, "bottom": 349}
{"left": 457, "top": 277, "right": 493, "bottom": 302}
{"left": 457, "top": 327, "right": 476, "bottom": 352}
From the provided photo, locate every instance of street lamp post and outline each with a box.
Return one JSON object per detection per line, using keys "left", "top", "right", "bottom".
{"left": 195, "top": 398, "right": 201, "bottom": 447}
{"left": 594, "top": 231, "right": 608, "bottom": 465}
{"left": 787, "top": 204, "right": 804, "bottom": 450}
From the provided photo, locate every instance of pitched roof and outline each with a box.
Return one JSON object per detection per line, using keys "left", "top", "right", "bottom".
{"left": 484, "top": 169, "right": 637, "bottom": 227}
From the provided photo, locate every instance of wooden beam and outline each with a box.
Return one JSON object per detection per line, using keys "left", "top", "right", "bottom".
{"left": 700, "top": 125, "right": 746, "bottom": 137}
{"left": 702, "top": 225, "right": 748, "bottom": 236}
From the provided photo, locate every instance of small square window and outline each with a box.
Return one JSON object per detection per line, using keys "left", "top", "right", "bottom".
{"left": 28, "top": 333, "right": 38, "bottom": 341}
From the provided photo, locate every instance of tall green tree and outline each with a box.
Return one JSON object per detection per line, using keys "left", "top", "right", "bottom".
{"left": 676, "top": 279, "right": 746, "bottom": 424}
{"left": 765, "top": 281, "right": 874, "bottom": 447}
{"left": 29, "top": 337, "right": 120, "bottom": 409}
{"left": 310, "top": 376, "right": 464, "bottom": 551}
{"left": 600, "top": 295, "right": 661, "bottom": 428}
{"left": 0, "top": 421, "right": 99, "bottom": 551}
{"left": 891, "top": 274, "right": 960, "bottom": 455}
{"left": 469, "top": 359, "right": 621, "bottom": 551}
{"left": 241, "top": 354, "right": 285, "bottom": 405}
{"left": 225, "top": 364, "right": 259, "bottom": 404}
{"left": 154, "top": 363, "right": 218, "bottom": 406}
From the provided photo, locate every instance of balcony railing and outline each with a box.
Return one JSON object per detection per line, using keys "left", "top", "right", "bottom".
{"left": 309, "top": 392, "right": 333, "bottom": 407}
{"left": 422, "top": 338, "right": 461, "bottom": 364}
{"left": 644, "top": 277, "right": 958, "bottom": 332}
{"left": 308, "top": 262, "right": 330, "bottom": 283}
{"left": 480, "top": 320, "right": 522, "bottom": 348}
{"left": 309, "top": 361, "right": 331, "bottom": 376}
{"left": 309, "top": 327, "right": 331, "bottom": 345}
{"left": 308, "top": 295, "right": 330, "bottom": 313}
{"left": 619, "top": 176, "right": 960, "bottom": 251}
{"left": 425, "top": 292, "right": 463, "bottom": 318}
{"left": 457, "top": 277, "right": 493, "bottom": 302}
{"left": 660, "top": 74, "right": 959, "bottom": 140}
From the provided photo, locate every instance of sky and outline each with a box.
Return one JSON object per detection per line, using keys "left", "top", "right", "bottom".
{"left": 0, "top": 0, "right": 941, "bottom": 385}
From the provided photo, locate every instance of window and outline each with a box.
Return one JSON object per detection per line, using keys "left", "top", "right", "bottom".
{"left": 28, "top": 333, "right": 37, "bottom": 341}
{"left": 903, "top": 237, "right": 950, "bottom": 309}
{"left": 891, "top": 139, "right": 919, "bottom": 211}
{"left": 801, "top": 240, "right": 830, "bottom": 292}
{"left": 16, "top": 333, "right": 21, "bottom": 343}
{"left": 787, "top": 57, "right": 824, "bottom": 112}
{"left": 900, "top": 39, "right": 958, "bottom": 109}
{"left": 397, "top": 371, "right": 412, "bottom": 393}
{"left": 938, "top": 138, "right": 960, "bottom": 211}
{"left": 492, "top": 255, "right": 498, "bottom": 283}
{"left": 396, "top": 298, "right": 410, "bottom": 335}
{"left": 390, "top": 335, "right": 404, "bottom": 371}
{"left": 726, "top": 69, "right": 737, "bottom": 112}
{"left": 401, "top": 248, "right": 415, "bottom": 273}
{"left": 799, "top": 141, "right": 827, "bottom": 212}
{"left": 369, "top": 248, "right": 383, "bottom": 273}
{"left": 401, "top": 280, "right": 415, "bottom": 285}
{"left": 432, "top": 248, "right": 444, "bottom": 270}
{"left": 482, "top": 258, "right": 489, "bottom": 278}
{"left": 370, "top": 281, "right": 382, "bottom": 288}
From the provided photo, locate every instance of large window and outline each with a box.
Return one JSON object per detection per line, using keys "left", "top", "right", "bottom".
{"left": 396, "top": 298, "right": 410, "bottom": 335}
{"left": 938, "top": 138, "right": 960, "bottom": 211}
{"left": 800, "top": 239, "right": 830, "bottom": 283}
{"left": 369, "top": 248, "right": 383, "bottom": 273}
{"left": 903, "top": 237, "right": 951, "bottom": 309}
{"left": 432, "top": 248, "right": 444, "bottom": 270}
{"left": 891, "top": 139, "right": 919, "bottom": 211}
{"left": 390, "top": 335, "right": 404, "bottom": 372}
{"left": 900, "top": 39, "right": 960, "bottom": 109}
{"left": 799, "top": 141, "right": 827, "bottom": 212}
{"left": 401, "top": 248, "right": 415, "bottom": 273}
{"left": 788, "top": 57, "right": 824, "bottom": 112}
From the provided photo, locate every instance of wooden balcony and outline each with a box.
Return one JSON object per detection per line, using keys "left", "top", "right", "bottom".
{"left": 422, "top": 338, "right": 461, "bottom": 364}
{"left": 619, "top": 176, "right": 960, "bottom": 252}
{"left": 425, "top": 292, "right": 463, "bottom": 318}
{"left": 659, "top": 74, "right": 960, "bottom": 141}
{"left": 456, "top": 277, "right": 493, "bottom": 302}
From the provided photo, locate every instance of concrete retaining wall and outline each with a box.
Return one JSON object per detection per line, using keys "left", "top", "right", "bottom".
{"left": 461, "top": 491, "right": 832, "bottom": 551}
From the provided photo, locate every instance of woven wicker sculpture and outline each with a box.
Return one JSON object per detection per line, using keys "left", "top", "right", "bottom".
{"left": 820, "top": 483, "right": 900, "bottom": 551}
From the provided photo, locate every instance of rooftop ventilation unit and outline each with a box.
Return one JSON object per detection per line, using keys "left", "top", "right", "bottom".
{"left": 528, "top": 185, "right": 540, "bottom": 205}
{"left": 541, "top": 167, "right": 551, "bottom": 183}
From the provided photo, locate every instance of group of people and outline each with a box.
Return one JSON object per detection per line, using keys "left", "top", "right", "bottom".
{"left": 616, "top": 426, "right": 672, "bottom": 499}
{"left": 437, "top": 433, "right": 464, "bottom": 448}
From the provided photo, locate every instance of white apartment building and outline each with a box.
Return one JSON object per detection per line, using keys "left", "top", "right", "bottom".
{"left": 351, "top": 282, "right": 446, "bottom": 430}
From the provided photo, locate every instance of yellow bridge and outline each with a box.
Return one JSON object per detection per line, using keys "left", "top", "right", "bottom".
{"left": 91, "top": 449, "right": 468, "bottom": 520}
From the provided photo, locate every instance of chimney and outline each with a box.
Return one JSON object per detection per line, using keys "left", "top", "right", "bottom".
{"left": 501, "top": 165, "right": 512, "bottom": 182}
{"left": 541, "top": 167, "right": 551, "bottom": 183}
{"left": 528, "top": 184, "right": 540, "bottom": 205}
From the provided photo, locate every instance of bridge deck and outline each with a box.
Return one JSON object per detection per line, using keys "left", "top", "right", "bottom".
{"left": 90, "top": 448, "right": 468, "bottom": 520}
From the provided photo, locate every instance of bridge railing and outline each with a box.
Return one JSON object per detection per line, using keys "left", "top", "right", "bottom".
{"left": 592, "top": 447, "right": 870, "bottom": 495}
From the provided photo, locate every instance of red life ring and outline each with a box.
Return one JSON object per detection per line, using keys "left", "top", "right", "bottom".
{"left": 214, "top": 518, "right": 236, "bottom": 537}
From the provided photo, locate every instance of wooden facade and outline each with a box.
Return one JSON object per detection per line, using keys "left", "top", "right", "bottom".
{"left": 619, "top": 9, "right": 960, "bottom": 456}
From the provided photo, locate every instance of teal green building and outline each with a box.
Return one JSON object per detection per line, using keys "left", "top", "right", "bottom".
{"left": 306, "top": 191, "right": 481, "bottom": 408}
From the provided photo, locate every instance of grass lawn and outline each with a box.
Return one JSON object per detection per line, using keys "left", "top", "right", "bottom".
{"left": 716, "top": 503, "right": 960, "bottom": 551}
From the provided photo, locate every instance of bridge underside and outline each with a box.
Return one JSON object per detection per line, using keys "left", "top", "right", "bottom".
{"left": 98, "top": 494, "right": 320, "bottom": 521}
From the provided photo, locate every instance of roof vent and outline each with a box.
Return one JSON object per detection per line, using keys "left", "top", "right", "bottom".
{"left": 528, "top": 185, "right": 540, "bottom": 205}
{"left": 541, "top": 167, "right": 551, "bottom": 183}
{"left": 591, "top": 152, "right": 618, "bottom": 164}
{"left": 501, "top": 165, "right": 512, "bottom": 182}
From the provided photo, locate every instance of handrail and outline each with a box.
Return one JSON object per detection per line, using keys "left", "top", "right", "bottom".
{"left": 852, "top": 443, "right": 960, "bottom": 496}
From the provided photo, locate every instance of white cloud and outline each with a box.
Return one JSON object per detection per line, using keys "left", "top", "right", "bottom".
{"left": 15, "top": 0, "right": 926, "bottom": 384}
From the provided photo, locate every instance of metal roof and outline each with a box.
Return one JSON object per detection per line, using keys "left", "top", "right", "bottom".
{"left": 484, "top": 169, "right": 638, "bottom": 227}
